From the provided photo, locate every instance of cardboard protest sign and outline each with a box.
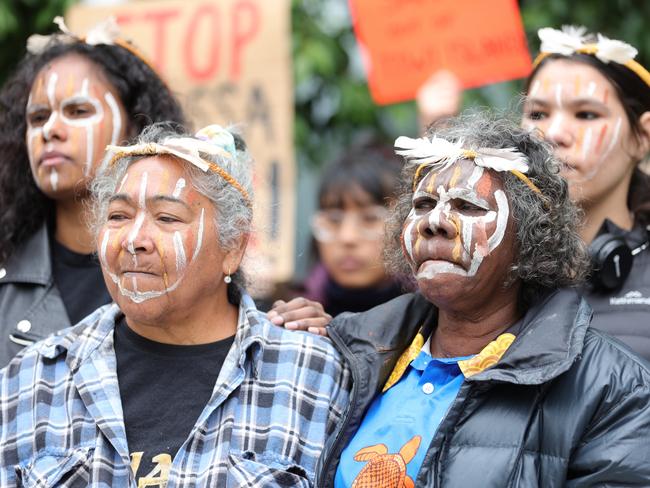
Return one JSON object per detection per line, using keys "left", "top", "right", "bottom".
{"left": 349, "top": 0, "right": 532, "bottom": 105}
{"left": 67, "top": 0, "right": 295, "bottom": 288}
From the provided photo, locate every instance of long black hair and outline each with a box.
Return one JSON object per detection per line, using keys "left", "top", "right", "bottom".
{"left": 0, "top": 41, "right": 186, "bottom": 264}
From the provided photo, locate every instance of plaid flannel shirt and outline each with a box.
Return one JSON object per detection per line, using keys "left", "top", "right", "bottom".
{"left": 0, "top": 293, "right": 351, "bottom": 487}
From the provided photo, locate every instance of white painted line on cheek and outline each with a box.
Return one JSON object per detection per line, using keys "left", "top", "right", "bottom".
{"left": 581, "top": 127, "right": 593, "bottom": 162}
{"left": 172, "top": 178, "right": 186, "bottom": 198}
{"left": 173, "top": 231, "right": 187, "bottom": 272}
{"left": 402, "top": 219, "right": 415, "bottom": 262}
{"left": 84, "top": 125, "right": 94, "bottom": 176}
{"left": 100, "top": 229, "right": 110, "bottom": 265}
{"left": 104, "top": 92, "right": 121, "bottom": 146}
{"left": 139, "top": 172, "right": 148, "bottom": 209}
{"left": 487, "top": 190, "right": 509, "bottom": 252}
{"left": 127, "top": 212, "right": 145, "bottom": 254}
{"left": 586, "top": 81, "right": 596, "bottom": 97}
{"left": 547, "top": 114, "right": 564, "bottom": 138}
{"left": 192, "top": 208, "right": 205, "bottom": 260}
{"left": 50, "top": 168, "right": 58, "bottom": 191}
{"left": 529, "top": 80, "right": 540, "bottom": 98}
{"left": 554, "top": 84, "right": 563, "bottom": 108}
{"left": 600, "top": 117, "right": 622, "bottom": 162}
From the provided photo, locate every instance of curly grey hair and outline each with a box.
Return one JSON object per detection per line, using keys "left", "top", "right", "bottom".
{"left": 90, "top": 122, "right": 254, "bottom": 290}
{"left": 386, "top": 111, "right": 590, "bottom": 308}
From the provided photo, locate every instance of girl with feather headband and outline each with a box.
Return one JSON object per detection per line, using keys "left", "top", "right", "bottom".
{"left": 521, "top": 26, "right": 650, "bottom": 360}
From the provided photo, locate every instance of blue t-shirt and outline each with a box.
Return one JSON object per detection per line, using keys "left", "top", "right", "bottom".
{"left": 335, "top": 347, "right": 470, "bottom": 487}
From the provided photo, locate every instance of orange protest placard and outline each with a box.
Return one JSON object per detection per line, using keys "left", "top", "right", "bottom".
{"left": 349, "top": 0, "right": 532, "bottom": 105}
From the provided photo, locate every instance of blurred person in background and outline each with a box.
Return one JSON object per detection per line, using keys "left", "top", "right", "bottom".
{"left": 0, "top": 18, "right": 186, "bottom": 365}
{"left": 268, "top": 142, "right": 409, "bottom": 331}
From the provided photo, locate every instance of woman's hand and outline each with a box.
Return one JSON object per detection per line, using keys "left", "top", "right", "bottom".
{"left": 267, "top": 297, "right": 331, "bottom": 337}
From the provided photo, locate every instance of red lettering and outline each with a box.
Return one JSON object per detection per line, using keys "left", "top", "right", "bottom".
{"left": 115, "top": 9, "right": 179, "bottom": 73}
{"left": 231, "top": 0, "right": 260, "bottom": 80}
{"left": 183, "top": 4, "right": 220, "bottom": 81}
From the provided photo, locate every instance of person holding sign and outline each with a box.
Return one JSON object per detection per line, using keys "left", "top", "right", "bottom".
{"left": 0, "top": 18, "right": 186, "bottom": 365}
{"left": 316, "top": 113, "right": 650, "bottom": 487}
{"left": 0, "top": 123, "right": 350, "bottom": 486}
{"left": 522, "top": 26, "right": 650, "bottom": 359}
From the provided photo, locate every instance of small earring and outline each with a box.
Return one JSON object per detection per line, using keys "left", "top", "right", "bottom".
{"left": 224, "top": 269, "right": 232, "bottom": 284}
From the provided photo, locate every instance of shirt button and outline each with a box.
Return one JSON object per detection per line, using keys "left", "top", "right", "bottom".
{"left": 17, "top": 320, "right": 32, "bottom": 333}
{"left": 0, "top": 268, "right": 6, "bottom": 279}
{"left": 422, "top": 382, "right": 435, "bottom": 394}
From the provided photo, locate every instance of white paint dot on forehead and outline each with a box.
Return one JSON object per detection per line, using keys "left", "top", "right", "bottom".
{"left": 554, "top": 84, "right": 563, "bottom": 108}
{"left": 529, "top": 80, "right": 540, "bottom": 98}
{"left": 138, "top": 172, "right": 148, "bottom": 209}
{"left": 172, "top": 178, "right": 186, "bottom": 198}
{"left": 586, "top": 81, "right": 597, "bottom": 97}
{"left": 117, "top": 173, "right": 129, "bottom": 193}
{"left": 104, "top": 92, "right": 121, "bottom": 146}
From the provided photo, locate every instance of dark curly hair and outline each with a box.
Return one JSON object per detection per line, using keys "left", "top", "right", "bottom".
{"left": 0, "top": 40, "right": 187, "bottom": 264}
{"left": 526, "top": 51, "right": 650, "bottom": 226}
{"left": 386, "top": 111, "right": 591, "bottom": 308}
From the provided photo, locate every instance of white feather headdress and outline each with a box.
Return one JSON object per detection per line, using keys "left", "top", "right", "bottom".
{"left": 394, "top": 136, "right": 530, "bottom": 174}
{"left": 537, "top": 26, "right": 638, "bottom": 65}
{"left": 27, "top": 16, "right": 121, "bottom": 55}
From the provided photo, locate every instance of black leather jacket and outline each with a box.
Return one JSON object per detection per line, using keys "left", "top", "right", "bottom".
{"left": 0, "top": 225, "right": 70, "bottom": 366}
{"left": 316, "top": 289, "right": 650, "bottom": 487}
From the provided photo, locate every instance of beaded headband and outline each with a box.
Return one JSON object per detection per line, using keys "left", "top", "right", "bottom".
{"left": 533, "top": 26, "right": 650, "bottom": 87}
{"left": 106, "top": 125, "right": 251, "bottom": 205}
{"left": 394, "top": 136, "right": 542, "bottom": 195}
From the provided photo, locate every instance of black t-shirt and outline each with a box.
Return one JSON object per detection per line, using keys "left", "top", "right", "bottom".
{"left": 50, "top": 236, "right": 112, "bottom": 324}
{"left": 114, "top": 316, "right": 234, "bottom": 484}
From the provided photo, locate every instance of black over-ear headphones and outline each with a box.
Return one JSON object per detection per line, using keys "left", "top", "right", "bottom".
{"left": 589, "top": 226, "right": 650, "bottom": 290}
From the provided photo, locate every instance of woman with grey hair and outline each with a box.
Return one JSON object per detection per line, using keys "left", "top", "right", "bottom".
{"left": 316, "top": 113, "right": 650, "bottom": 487}
{"left": 0, "top": 123, "right": 350, "bottom": 486}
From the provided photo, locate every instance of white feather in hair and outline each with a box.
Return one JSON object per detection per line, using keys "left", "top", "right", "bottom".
{"left": 394, "top": 136, "right": 530, "bottom": 174}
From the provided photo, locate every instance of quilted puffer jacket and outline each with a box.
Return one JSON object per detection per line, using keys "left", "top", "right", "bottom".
{"left": 316, "top": 288, "right": 650, "bottom": 487}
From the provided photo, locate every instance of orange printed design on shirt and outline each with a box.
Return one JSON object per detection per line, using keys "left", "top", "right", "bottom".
{"left": 351, "top": 435, "right": 421, "bottom": 488}
{"left": 382, "top": 331, "right": 424, "bottom": 392}
{"left": 458, "top": 333, "right": 515, "bottom": 377}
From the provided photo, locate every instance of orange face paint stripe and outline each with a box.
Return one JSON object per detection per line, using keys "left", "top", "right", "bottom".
{"left": 425, "top": 171, "right": 437, "bottom": 195}
{"left": 449, "top": 166, "right": 462, "bottom": 188}
{"left": 594, "top": 123, "right": 609, "bottom": 153}
{"left": 603, "top": 88, "right": 609, "bottom": 104}
{"left": 575, "top": 126, "right": 585, "bottom": 150}
{"left": 542, "top": 77, "right": 550, "bottom": 94}
{"left": 65, "top": 73, "right": 75, "bottom": 97}
{"left": 574, "top": 75, "right": 581, "bottom": 96}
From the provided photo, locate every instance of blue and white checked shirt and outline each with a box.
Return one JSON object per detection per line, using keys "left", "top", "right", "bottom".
{"left": 0, "top": 293, "right": 351, "bottom": 487}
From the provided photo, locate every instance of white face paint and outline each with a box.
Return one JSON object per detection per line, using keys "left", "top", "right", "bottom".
{"left": 172, "top": 178, "right": 186, "bottom": 198}
{"left": 402, "top": 162, "right": 510, "bottom": 280}
{"left": 100, "top": 159, "right": 213, "bottom": 305}
{"left": 25, "top": 55, "right": 126, "bottom": 197}
{"left": 523, "top": 60, "right": 639, "bottom": 203}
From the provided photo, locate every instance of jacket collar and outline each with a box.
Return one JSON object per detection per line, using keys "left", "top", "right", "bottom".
{"left": 330, "top": 288, "right": 592, "bottom": 386}
{"left": 2, "top": 224, "right": 52, "bottom": 285}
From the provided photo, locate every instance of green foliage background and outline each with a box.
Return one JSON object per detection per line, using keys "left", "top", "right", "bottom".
{"left": 1, "top": 0, "right": 648, "bottom": 274}
{"left": 2, "top": 0, "right": 648, "bottom": 168}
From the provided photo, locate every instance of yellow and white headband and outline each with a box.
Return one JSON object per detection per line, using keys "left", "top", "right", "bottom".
{"left": 533, "top": 26, "right": 650, "bottom": 87}
{"left": 106, "top": 125, "right": 251, "bottom": 205}
{"left": 394, "top": 136, "right": 541, "bottom": 195}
